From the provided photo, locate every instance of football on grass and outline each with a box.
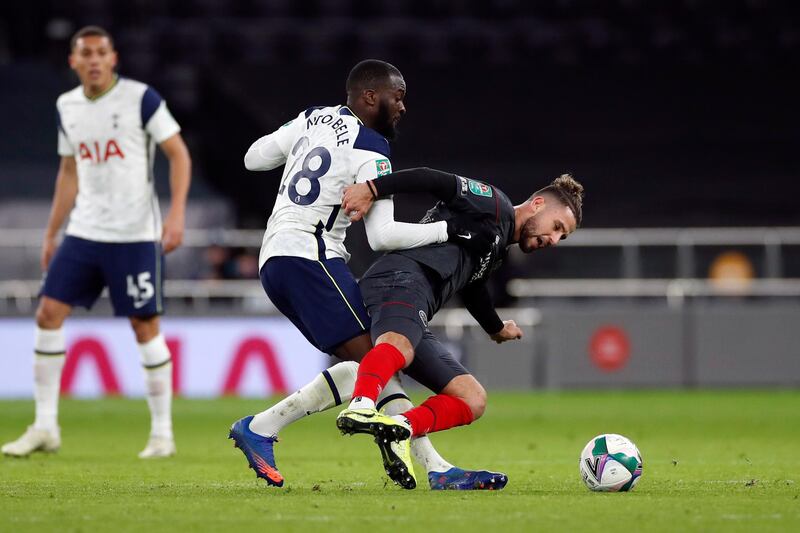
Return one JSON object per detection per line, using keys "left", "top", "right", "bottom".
{"left": 580, "top": 433, "right": 643, "bottom": 492}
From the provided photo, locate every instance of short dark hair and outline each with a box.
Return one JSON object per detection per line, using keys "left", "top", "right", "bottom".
{"left": 346, "top": 59, "right": 402, "bottom": 94}
{"left": 532, "top": 174, "right": 584, "bottom": 226}
{"left": 70, "top": 25, "right": 114, "bottom": 51}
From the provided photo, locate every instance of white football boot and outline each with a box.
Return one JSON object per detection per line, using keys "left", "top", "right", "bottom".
{"left": 2, "top": 426, "right": 61, "bottom": 457}
{"left": 138, "top": 435, "right": 176, "bottom": 458}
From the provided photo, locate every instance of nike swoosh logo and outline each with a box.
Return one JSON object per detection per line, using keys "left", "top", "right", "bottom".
{"left": 457, "top": 233, "right": 472, "bottom": 239}
{"left": 133, "top": 299, "right": 151, "bottom": 309}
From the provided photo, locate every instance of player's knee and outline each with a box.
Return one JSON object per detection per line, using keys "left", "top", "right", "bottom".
{"left": 375, "top": 331, "right": 414, "bottom": 366}
{"left": 129, "top": 315, "right": 160, "bottom": 343}
{"left": 465, "top": 383, "right": 487, "bottom": 420}
{"left": 35, "top": 299, "right": 68, "bottom": 329}
{"left": 443, "top": 374, "right": 487, "bottom": 421}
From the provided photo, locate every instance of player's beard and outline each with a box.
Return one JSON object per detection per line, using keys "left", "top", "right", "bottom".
{"left": 374, "top": 99, "right": 399, "bottom": 140}
{"left": 520, "top": 215, "right": 545, "bottom": 253}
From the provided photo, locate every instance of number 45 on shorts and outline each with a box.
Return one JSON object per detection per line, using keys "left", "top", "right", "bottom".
{"left": 127, "top": 272, "right": 155, "bottom": 309}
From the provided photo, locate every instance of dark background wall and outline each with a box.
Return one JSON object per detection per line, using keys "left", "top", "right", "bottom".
{"left": 2, "top": 0, "right": 798, "bottom": 233}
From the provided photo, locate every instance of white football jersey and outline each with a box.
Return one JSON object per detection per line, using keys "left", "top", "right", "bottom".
{"left": 56, "top": 76, "right": 181, "bottom": 242}
{"left": 251, "top": 105, "right": 395, "bottom": 266}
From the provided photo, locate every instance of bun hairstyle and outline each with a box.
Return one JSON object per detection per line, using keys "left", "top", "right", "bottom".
{"left": 531, "top": 174, "right": 584, "bottom": 226}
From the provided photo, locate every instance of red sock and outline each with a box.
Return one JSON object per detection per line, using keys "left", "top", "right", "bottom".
{"left": 351, "top": 343, "right": 407, "bottom": 402}
{"left": 402, "top": 394, "right": 475, "bottom": 436}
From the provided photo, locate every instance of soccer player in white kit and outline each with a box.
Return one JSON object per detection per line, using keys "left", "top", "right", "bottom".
{"left": 229, "top": 60, "right": 505, "bottom": 490}
{"left": 1, "top": 26, "right": 191, "bottom": 459}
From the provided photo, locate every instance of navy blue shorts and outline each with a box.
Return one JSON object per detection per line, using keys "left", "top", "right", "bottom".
{"left": 260, "top": 256, "right": 371, "bottom": 354}
{"left": 41, "top": 235, "right": 164, "bottom": 317}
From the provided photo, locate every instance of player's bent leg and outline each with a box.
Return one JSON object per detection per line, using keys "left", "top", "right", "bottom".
{"left": 400, "top": 391, "right": 477, "bottom": 437}
{"left": 408, "top": 375, "right": 507, "bottom": 490}
{"left": 423, "top": 376, "right": 508, "bottom": 490}
{"left": 439, "top": 374, "right": 487, "bottom": 421}
{"left": 130, "top": 315, "right": 175, "bottom": 459}
{"left": 379, "top": 379, "right": 503, "bottom": 490}
{"left": 3, "top": 298, "right": 71, "bottom": 457}
{"left": 401, "top": 336, "right": 508, "bottom": 490}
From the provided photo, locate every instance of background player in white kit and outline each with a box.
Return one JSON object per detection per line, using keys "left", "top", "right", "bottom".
{"left": 1, "top": 26, "right": 192, "bottom": 459}
{"left": 229, "top": 60, "right": 505, "bottom": 490}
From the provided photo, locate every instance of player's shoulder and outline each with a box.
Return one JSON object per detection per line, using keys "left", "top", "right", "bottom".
{"left": 302, "top": 105, "right": 330, "bottom": 118}
{"left": 113, "top": 77, "right": 169, "bottom": 107}
{"left": 56, "top": 85, "right": 84, "bottom": 107}
{"left": 488, "top": 182, "right": 515, "bottom": 222}
{"left": 352, "top": 124, "right": 390, "bottom": 159}
{"left": 493, "top": 183, "right": 514, "bottom": 210}
{"left": 117, "top": 76, "right": 150, "bottom": 95}
{"left": 301, "top": 104, "right": 362, "bottom": 125}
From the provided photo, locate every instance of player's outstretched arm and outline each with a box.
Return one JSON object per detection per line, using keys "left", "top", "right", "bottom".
{"left": 362, "top": 198, "right": 448, "bottom": 251}
{"left": 343, "top": 167, "right": 457, "bottom": 221}
{"left": 42, "top": 156, "right": 78, "bottom": 271}
{"left": 159, "top": 133, "right": 192, "bottom": 254}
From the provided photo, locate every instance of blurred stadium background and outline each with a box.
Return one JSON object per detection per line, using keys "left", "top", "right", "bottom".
{"left": 1, "top": 0, "right": 799, "bottom": 397}
{"left": 3, "top": 3, "right": 800, "bottom": 532}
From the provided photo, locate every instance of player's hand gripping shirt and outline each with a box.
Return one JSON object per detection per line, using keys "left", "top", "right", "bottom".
{"left": 245, "top": 105, "right": 446, "bottom": 268}
{"left": 56, "top": 77, "right": 181, "bottom": 242}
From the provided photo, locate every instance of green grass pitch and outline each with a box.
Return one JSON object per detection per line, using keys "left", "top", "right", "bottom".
{"left": 1, "top": 391, "right": 799, "bottom": 532}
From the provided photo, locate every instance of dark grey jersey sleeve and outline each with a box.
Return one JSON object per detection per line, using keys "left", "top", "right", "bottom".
{"left": 460, "top": 282, "right": 504, "bottom": 335}
{"left": 371, "top": 167, "right": 459, "bottom": 203}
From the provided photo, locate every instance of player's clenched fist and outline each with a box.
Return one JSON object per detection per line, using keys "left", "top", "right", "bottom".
{"left": 490, "top": 320, "right": 523, "bottom": 344}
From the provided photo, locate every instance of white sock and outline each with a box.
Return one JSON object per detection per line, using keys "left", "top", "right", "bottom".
{"left": 378, "top": 376, "right": 455, "bottom": 474}
{"left": 348, "top": 396, "right": 376, "bottom": 410}
{"left": 250, "top": 361, "right": 358, "bottom": 437}
{"left": 138, "top": 334, "right": 173, "bottom": 439}
{"left": 33, "top": 327, "right": 66, "bottom": 432}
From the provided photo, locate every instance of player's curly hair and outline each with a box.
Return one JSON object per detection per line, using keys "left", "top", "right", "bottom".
{"left": 70, "top": 25, "right": 114, "bottom": 51}
{"left": 532, "top": 174, "right": 584, "bottom": 226}
{"left": 346, "top": 59, "right": 402, "bottom": 94}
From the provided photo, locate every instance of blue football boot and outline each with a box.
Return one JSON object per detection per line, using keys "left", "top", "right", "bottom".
{"left": 428, "top": 467, "right": 508, "bottom": 490}
{"left": 229, "top": 416, "right": 284, "bottom": 487}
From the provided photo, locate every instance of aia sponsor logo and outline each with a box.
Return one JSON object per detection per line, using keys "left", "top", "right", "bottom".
{"left": 60, "top": 335, "right": 288, "bottom": 396}
{"left": 78, "top": 139, "right": 125, "bottom": 163}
